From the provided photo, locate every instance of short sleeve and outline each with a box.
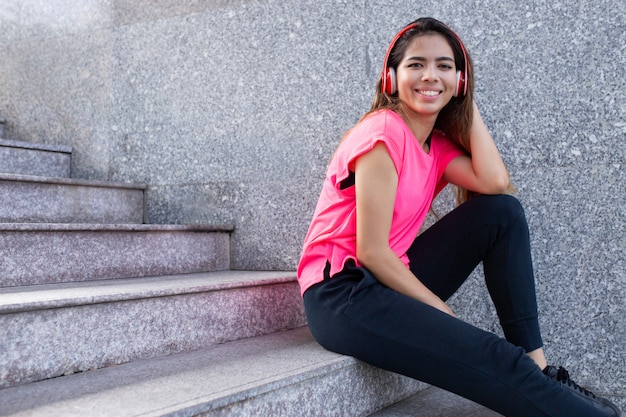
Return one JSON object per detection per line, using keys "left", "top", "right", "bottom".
{"left": 332, "top": 112, "right": 405, "bottom": 189}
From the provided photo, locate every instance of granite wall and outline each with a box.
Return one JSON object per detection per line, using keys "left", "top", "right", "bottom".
{"left": 0, "top": 0, "right": 623, "bottom": 405}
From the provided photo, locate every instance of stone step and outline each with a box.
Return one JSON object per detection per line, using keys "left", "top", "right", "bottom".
{"left": 0, "top": 270, "right": 306, "bottom": 389}
{"left": 0, "top": 139, "right": 72, "bottom": 178}
{"left": 0, "top": 327, "right": 426, "bottom": 416}
{"left": 0, "top": 173, "right": 146, "bottom": 224}
{"left": 369, "top": 386, "right": 503, "bottom": 417}
{"left": 0, "top": 223, "right": 232, "bottom": 287}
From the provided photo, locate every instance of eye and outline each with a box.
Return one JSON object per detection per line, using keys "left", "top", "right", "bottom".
{"left": 439, "top": 64, "right": 454, "bottom": 70}
{"left": 407, "top": 62, "right": 423, "bottom": 69}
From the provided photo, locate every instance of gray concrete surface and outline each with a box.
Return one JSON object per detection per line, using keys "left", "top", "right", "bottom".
{"left": 0, "top": 0, "right": 623, "bottom": 401}
{"left": 370, "top": 386, "right": 502, "bottom": 417}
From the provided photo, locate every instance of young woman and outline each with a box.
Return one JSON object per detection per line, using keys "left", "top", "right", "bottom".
{"left": 297, "top": 17, "right": 621, "bottom": 417}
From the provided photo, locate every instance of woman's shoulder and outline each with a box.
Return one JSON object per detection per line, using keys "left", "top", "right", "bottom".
{"left": 360, "top": 108, "right": 402, "bottom": 126}
{"left": 351, "top": 109, "right": 407, "bottom": 139}
{"left": 339, "top": 110, "right": 407, "bottom": 159}
{"left": 336, "top": 109, "right": 408, "bottom": 164}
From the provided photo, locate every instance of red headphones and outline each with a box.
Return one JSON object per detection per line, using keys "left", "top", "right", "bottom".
{"left": 381, "top": 21, "right": 469, "bottom": 97}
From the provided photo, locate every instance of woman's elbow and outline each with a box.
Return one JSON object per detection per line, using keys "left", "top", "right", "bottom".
{"left": 355, "top": 244, "right": 385, "bottom": 268}
{"left": 355, "top": 248, "right": 373, "bottom": 268}
{"left": 485, "top": 172, "right": 510, "bottom": 194}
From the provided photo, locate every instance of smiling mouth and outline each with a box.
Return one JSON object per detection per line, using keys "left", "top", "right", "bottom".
{"left": 416, "top": 90, "right": 442, "bottom": 96}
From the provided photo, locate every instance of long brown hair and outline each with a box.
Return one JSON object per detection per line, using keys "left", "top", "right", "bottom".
{"left": 365, "top": 18, "right": 480, "bottom": 204}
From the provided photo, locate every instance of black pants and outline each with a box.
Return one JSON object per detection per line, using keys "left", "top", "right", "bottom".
{"left": 303, "top": 194, "right": 604, "bottom": 417}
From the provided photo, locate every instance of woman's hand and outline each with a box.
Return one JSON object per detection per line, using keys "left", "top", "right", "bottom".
{"left": 443, "top": 101, "right": 510, "bottom": 194}
{"left": 433, "top": 298, "right": 456, "bottom": 317}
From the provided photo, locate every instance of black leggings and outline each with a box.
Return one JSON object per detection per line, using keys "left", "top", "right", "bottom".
{"left": 303, "top": 194, "right": 604, "bottom": 417}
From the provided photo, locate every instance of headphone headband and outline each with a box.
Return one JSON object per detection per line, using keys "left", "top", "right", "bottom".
{"left": 381, "top": 20, "right": 469, "bottom": 97}
{"left": 381, "top": 23, "right": 417, "bottom": 95}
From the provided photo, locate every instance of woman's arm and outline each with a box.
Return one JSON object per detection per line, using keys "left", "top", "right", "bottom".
{"left": 354, "top": 142, "right": 454, "bottom": 316}
{"left": 443, "top": 102, "right": 510, "bottom": 194}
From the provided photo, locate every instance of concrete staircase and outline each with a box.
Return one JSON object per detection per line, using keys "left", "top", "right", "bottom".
{"left": 0, "top": 119, "right": 427, "bottom": 416}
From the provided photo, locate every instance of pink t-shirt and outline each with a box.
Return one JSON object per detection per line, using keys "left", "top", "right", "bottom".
{"left": 297, "top": 109, "right": 464, "bottom": 295}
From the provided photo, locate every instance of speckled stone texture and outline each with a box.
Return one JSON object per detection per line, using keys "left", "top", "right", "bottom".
{"left": 0, "top": 0, "right": 623, "bottom": 405}
{"left": 0, "top": 271, "right": 306, "bottom": 388}
{"left": 0, "top": 139, "right": 72, "bottom": 177}
{"left": 371, "top": 386, "right": 502, "bottom": 417}
{"left": 0, "top": 174, "right": 145, "bottom": 224}
{"left": 0, "top": 224, "right": 231, "bottom": 287}
{"left": 0, "top": 327, "right": 425, "bottom": 416}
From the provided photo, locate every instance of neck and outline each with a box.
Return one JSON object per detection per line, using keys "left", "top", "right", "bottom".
{"left": 397, "top": 105, "right": 437, "bottom": 146}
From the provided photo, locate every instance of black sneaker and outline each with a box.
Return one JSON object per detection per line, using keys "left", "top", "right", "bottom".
{"left": 543, "top": 365, "right": 622, "bottom": 417}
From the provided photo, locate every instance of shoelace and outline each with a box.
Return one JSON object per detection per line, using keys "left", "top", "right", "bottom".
{"left": 555, "top": 366, "right": 597, "bottom": 399}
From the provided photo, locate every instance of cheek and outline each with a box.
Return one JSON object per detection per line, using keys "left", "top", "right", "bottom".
{"left": 444, "top": 73, "right": 458, "bottom": 88}
{"left": 396, "top": 72, "right": 416, "bottom": 90}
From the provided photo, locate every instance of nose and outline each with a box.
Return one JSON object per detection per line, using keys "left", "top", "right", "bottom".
{"left": 422, "top": 64, "right": 438, "bottom": 81}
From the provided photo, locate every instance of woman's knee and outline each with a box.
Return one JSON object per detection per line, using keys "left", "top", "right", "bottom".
{"left": 473, "top": 194, "right": 525, "bottom": 226}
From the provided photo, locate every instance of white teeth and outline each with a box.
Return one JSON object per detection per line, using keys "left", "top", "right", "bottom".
{"left": 418, "top": 90, "right": 440, "bottom": 96}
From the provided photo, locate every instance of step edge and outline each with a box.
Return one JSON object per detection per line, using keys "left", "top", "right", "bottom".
{"left": 0, "top": 222, "right": 235, "bottom": 232}
{"left": 161, "top": 347, "right": 357, "bottom": 416}
{"left": 0, "top": 327, "right": 393, "bottom": 417}
{"left": 0, "top": 138, "right": 73, "bottom": 154}
{"left": 0, "top": 271, "right": 297, "bottom": 314}
{"left": 0, "top": 173, "right": 147, "bottom": 190}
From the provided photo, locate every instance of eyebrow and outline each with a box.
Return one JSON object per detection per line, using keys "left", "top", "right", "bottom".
{"left": 405, "top": 56, "right": 455, "bottom": 63}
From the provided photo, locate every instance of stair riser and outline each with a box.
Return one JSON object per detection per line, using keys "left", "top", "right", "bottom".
{"left": 0, "top": 230, "right": 230, "bottom": 287}
{"left": 0, "top": 281, "right": 306, "bottom": 389}
{"left": 0, "top": 180, "right": 144, "bottom": 224}
{"left": 0, "top": 146, "right": 71, "bottom": 178}
{"left": 190, "top": 363, "right": 425, "bottom": 417}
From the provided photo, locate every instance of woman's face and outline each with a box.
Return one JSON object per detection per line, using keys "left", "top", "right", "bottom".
{"left": 395, "top": 33, "right": 457, "bottom": 120}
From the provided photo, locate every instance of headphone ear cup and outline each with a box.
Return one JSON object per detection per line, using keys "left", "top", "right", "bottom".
{"left": 382, "top": 68, "right": 391, "bottom": 95}
{"left": 453, "top": 70, "right": 462, "bottom": 97}
{"left": 383, "top": 67, "right": 397, "bottom": 95}
{"left": 454, "top": 69, "right": 466, "bottom": 97}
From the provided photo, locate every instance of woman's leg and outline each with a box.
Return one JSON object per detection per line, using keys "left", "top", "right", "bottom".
{"left": 406, "top": 194, "right": 542, "bottom": 352}
{"left": 303, "top": 264, "right": 606, "bottom": 417}
{"left": 403, "top": 194, "right": 619, "bottom": 415}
